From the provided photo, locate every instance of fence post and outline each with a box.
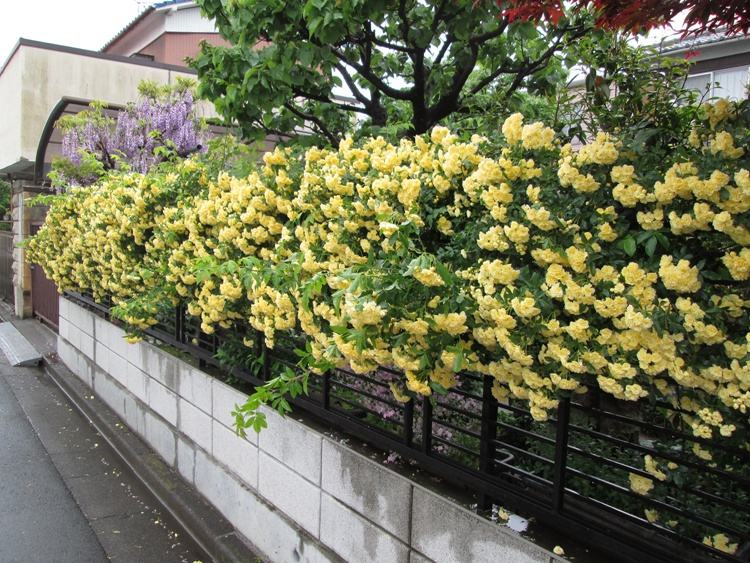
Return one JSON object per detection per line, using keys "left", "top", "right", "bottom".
{"left": 421, "top": 396, "right": 433, "bottom": 455}
{"left": 552, "top": 397, "right": 571, "bottom": 513}
{"left": 175, "top": 304, "right": 183, "bottom": 343}
{"left": 403, "top": 397, "right": 414, "bottom": 447}
{"left": 479, "top": 375, "right": 499, "bottom": 510}
{"left": 322, "top": 371, "right": 331, "bottom": 410}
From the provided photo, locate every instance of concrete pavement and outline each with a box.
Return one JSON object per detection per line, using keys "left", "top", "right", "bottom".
{"left": 0, "top": 346, "right": 205, "bottom": 562}
{"left": 0, "top": 361, "right": 106, "bottom": 562}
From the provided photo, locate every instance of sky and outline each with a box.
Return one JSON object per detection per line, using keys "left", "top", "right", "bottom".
{"left": 0, "top": 0, "right": 145, "bottom": 63}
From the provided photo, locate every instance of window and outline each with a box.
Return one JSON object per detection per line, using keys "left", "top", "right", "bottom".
{"left": 685, "top": 66, "right": 750, "bottom": 101}
{"left": 713, "top": 66, "right": 750, "bottom": 100}
{"left": 684, "top": 71, "right": 713, "bottom": 100}
{"left": 130, "top": 52, "right": 155, "bottom": 61}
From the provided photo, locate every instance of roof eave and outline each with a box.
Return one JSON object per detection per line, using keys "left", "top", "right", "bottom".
{"left": 101, "top": 6, "right": 156, "bottom": 52}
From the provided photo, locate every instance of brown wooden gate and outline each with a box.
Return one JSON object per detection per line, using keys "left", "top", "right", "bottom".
{"left": 30, "top": 224, "right": 58, "bottom": 331}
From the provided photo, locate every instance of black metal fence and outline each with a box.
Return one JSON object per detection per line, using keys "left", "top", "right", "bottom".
{"left": 0, "top": 231, "right": 13, "bottom": 304}
{"left": 66, "top": 292, "right": 749, "bottom": 563}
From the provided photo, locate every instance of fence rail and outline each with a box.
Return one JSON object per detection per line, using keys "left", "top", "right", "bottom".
{"left": 66, "top": 291, "right": 750, "bottom": 563}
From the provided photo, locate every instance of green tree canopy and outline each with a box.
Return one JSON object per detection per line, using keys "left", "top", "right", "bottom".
{"left": 192, "top": 0, "right": 590, "bottom": 144}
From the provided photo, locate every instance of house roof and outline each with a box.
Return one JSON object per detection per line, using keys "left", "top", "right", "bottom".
{"left": 1, "top": 38, "right": 197, "bottom": 81}
{"left": 657, "top": 29, "right": 747, "bottom": 55}
{"left": 101, "top": 0, "right": 195, "bottom": 52}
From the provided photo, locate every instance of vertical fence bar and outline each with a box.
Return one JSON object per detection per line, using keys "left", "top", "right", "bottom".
{"left": 552, "top": 397, "right": 571, "bottom": 513}
{"left": 262, "top": 337, "right": 271, "bottom": 382}
{"left": 479, "top": 375, "right": 499, "bottom": 510}
{"left": 421, "top": 396, "right": 433, "bottom": 455}
{"left": 403, "top": 398, "right": 414, "bottom": 447}
{"left": 322, "top": 371, "right": 331, "bottom": 410}
{"left": 175, "top": 304, "right": 183, "bottom": 343}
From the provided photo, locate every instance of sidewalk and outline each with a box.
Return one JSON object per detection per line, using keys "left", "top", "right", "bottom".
{"left": 0, "top": 325, "right": 205, "bottom": 562}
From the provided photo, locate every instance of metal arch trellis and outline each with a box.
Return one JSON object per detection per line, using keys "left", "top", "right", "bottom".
{"left": 66, "top": 291, "right": 750, "bottom": 563}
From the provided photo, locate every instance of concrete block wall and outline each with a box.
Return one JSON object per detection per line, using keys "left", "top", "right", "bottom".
{"left": 57, "top": 296, "right": 563, "bottom": 563}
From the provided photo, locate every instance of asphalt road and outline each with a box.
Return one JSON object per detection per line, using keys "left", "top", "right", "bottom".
{"left": 0, "top": 350, "right": 204, "bottom": 563}
{"left": 0, "top": 362, "right": 106, "bottom": 563}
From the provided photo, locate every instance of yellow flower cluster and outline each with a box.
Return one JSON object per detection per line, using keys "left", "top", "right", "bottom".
{"left": 27, "top": 160, "right": 211, "bottom": 327}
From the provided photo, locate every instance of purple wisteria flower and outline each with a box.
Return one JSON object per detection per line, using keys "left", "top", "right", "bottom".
{"left": 59, "top": 85, "right": 206, "bottom": 180}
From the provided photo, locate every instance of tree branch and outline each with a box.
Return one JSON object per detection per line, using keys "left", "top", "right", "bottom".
{"left": 496, "top": 25, "right": 590, "bottom": 100}
{"left": 397, "top": 0, "right": 411, "bottom": 47}
{"left": 361, "top": 30, "right": 416, "bottom": 54}
{"left": 283, "top": 102, "right": 339, "bottom": 145}
{"left": 432, "top": 35, "right": 453, "bottom": 68}
{"left": 468, "top": 21, "right": 508, "bottom": 45}
{"left": 430, "top": 0, "right": 449, "bottom": 34}
{"left": 469, "top": 24, "right": 587, "bottom": 97}
{"left": 333, "top": 62, "right": 371, "bottom": 106}
{"left": 425, "top": 42, "right": 479, "bottom": 128}
{"left": 331, "top": 48, "right": 414, "bottom": 101}
{"left": 291, "top": 87, "right": 372, "bottom": 115}
{"left": 469, "top": 62, "right": 515, "bottom": 96}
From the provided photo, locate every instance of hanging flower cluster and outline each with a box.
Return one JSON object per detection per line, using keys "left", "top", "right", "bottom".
{"left": 57, "top": 79, "right": 206, "bottom": 183}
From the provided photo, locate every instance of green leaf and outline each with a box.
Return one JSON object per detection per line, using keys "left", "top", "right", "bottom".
{"left": 620, "top": 237, "right": 636, "bottom": 257}
{"left": 452, "top": 347, "right": 464, "bottom": 372}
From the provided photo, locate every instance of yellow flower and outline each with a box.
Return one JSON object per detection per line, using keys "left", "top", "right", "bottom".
{"left": 703, "top": 533, "right": 738, "bottom": 554}
{"left": 432, "top": 312, "right": 468, "bottom": 336}
{"left": 398, "top": 178, "right": 421, "bottom": 207}
{"left": 629, "top": 473, "right": 654, "bottom": 496}
{"left": 501, "top": 113, "right": 523, "bottom": 145}
{"left": 477, "top": 260, "right": 519, "bottom": 292}
{"left": 722, "top": 249, "right": 750, "bottom": 280}
{"left": 565, "top": 246, "right": 588, "bottom": 273}
{"left": 521, "top": 122, "right": 555, "bottom": 150}
{"left": 436, "top": 216, "right": 453, "bottom": 235}
{"left": 710, "top": 131, "right": 744, "bottom": 159}
{"left": 503, "top": 221, "right": 530, "bottom": 245}
{"left": 511, "top": 296, "right": 541, "bottom": 319}
{"left": 564, "top": 319, "right": 589, "bottom": 342}
{"left": 658, "top": 256, "right": 701, "bottom": 293}
{"left": 389, "top": 382, "right": 411, "bottom": 403}
{"left": 413, "top": 267, "right": 444, "bottom": 287}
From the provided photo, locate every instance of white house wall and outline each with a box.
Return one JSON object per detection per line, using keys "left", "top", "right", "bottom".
{"left": 0, "top": 48, "right": 26, "bottom": 173}
{"left": 165, "top": 6, "right": 217, "bottom": 34}
{"left": 0, "top": 43, "right": 197, "bottom": 173}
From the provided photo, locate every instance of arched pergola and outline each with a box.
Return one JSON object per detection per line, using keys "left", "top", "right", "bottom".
{"left": 33, "top": 97, "right": 125, "bottom": 185}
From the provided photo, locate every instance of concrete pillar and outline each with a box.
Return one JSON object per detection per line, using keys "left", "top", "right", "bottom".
{"left": 11, "top": 184, "right": 31, "bottom": 318}
{"left": 10, "top": 184, "right": 48, "bottom": 319}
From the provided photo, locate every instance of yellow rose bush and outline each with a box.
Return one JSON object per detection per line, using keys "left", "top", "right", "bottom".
{"left": 163, "top": 150, "right": 297, "bottom": 337}
{"left": 27, "top": 159, "right": 211, "bottom": 328}
{"left": 28, "top": 99, "right": 750, "bottom": 552}
{"left": 30, "top": 98, "right": 750, "bottom": 481}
